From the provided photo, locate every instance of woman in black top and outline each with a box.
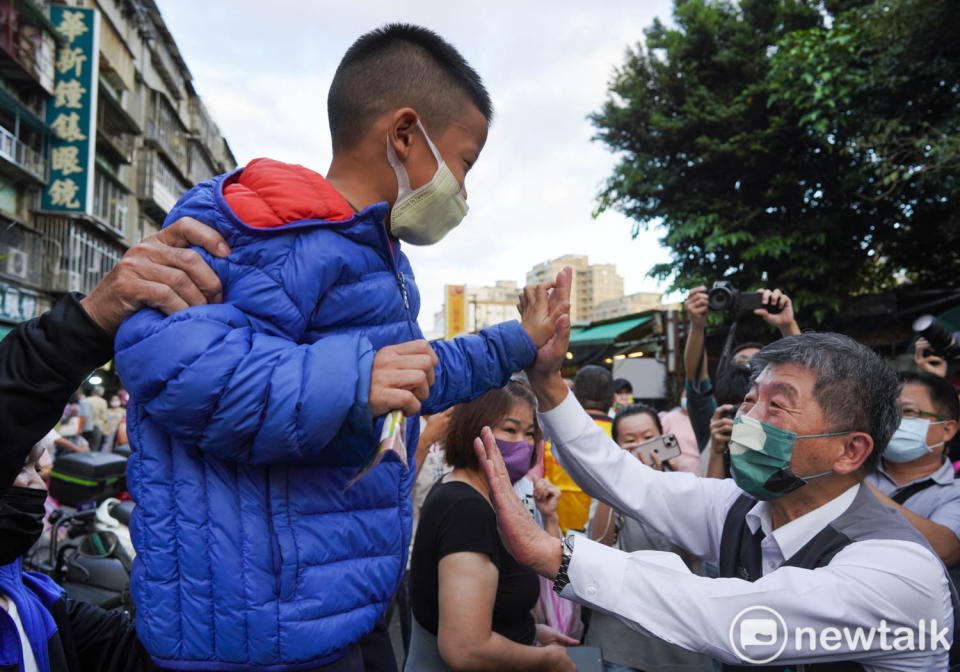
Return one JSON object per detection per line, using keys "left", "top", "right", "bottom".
{"left": 406, "top": 381, "right": 576, "bottom": 671}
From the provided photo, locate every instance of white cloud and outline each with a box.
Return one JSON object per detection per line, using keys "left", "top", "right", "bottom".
{"left": 157, "top": 0, "right": 676, "bottom": 330}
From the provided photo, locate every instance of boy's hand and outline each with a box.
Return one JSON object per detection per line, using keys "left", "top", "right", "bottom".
{"left": 518, "top": 270, "right": 571, "bottom": 349}
{"left": 369, "top": 340, "right": 439, "bottom": 418}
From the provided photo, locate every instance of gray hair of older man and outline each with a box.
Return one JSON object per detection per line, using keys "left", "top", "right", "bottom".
{"left": 748, "top": 332, "right": 899, "bottom": 474}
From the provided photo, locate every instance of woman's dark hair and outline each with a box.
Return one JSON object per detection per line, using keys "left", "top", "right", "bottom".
{"left": 444, "top": 381, "right": 541, "bottom": 471}
{"left": 715, "top": 364, "right": 752, "bottom": 407}
{"left": 612, "top": 404, "right": 663, "bottom": 444}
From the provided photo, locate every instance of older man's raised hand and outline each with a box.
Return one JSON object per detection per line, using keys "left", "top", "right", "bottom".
{"left": 473, "top": 426, "right": 562, "bottom": 580}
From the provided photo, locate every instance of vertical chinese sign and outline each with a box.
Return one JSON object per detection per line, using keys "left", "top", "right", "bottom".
{"left": 445, "top": 284, "right": 466, "bottom": 338}
{"left": 42, "top": 7, "right": 100, "bottom": 214}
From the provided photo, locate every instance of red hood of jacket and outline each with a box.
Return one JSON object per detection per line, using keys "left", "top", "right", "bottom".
{"left": 223, "top": 158, "right": 355, "bottom": 228}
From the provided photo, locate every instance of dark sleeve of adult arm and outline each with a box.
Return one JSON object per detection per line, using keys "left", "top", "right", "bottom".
{"left": 0, "top": 293, "right": 113, "bottom": 494}
{"left": 59, "top": 598, "right": 159, "bottom": 672}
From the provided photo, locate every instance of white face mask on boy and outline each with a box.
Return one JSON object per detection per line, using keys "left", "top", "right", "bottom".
{"left": 386, "top": 120, "right": 468, "bottom": 245}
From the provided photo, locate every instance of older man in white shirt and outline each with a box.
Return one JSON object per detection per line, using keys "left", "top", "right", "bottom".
{"left": 475, "top": 288, "right": 956, "bottom": 671}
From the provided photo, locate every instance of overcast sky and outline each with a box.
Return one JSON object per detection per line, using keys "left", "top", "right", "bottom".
{"left": 157, "top": 0, "right": 677, "bottom": 333}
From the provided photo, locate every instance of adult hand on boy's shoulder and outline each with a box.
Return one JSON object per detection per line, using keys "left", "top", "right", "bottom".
{"left": 517, "top": 267, "right": 571, "bottom": 349}
{"left": 81, "top": 217, "right": 232, "bottom": 336}
{"left": 369, "top": 340, "right": 439, "bottom": 417}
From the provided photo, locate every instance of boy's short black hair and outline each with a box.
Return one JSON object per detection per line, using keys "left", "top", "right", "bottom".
{"left": 328, "top": 24, "right": 492, "bottom": 151}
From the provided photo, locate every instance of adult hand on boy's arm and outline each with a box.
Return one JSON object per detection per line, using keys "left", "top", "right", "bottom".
{"left": 369, "top": 340, "right": 439, "bottom": 417}
{"left": 81, "top": 217, "right": 231, "bottom": 336}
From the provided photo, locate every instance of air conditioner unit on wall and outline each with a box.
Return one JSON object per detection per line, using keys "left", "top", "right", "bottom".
{"left": 4, "top": 250, "right": 28, "bottom": 279}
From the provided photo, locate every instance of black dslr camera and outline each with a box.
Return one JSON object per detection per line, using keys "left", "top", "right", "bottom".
{"left": 707, "top": 281, "right": 782, "bottom": 315}
{"left": 913, "top": 315, "right": 960, "bottom": 361}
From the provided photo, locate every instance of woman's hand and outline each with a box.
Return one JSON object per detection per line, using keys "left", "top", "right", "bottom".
{"left": 710, "top": 405, "right": 735, "bottom": 454}
{"left": 915, "top": 337, "right": 948, "bottom": 377}
{"left": 624, "top": 444, "right": 664, "bottom": 471}
{"left": 533, "top": 478, "right": 561, "bottom": 519}
{"left": 535, "top": 623, "right": 579, "bottom": 647}
{"left": 538, "top": 645, "right": 576, "bottom": 672}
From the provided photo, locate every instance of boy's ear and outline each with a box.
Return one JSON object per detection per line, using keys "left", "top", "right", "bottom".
{"left": 388, "top": 108, "right": 420, "bottom": 161}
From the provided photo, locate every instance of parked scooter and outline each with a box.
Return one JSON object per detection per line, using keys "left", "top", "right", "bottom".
{"left": 26, "top": 499, "right": 136, "bottom": 614}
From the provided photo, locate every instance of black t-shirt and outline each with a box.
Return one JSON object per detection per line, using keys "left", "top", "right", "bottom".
{"left": 410, "top": 480, "right": 539, "bottom": 645}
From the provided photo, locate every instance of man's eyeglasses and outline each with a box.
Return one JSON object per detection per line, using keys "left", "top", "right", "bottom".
{"left": 901, "top": 407, "right": 952, "bottom": 422}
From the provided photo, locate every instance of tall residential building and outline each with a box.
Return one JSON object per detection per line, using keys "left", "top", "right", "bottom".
{"left": 526, "top": 254, "right": 624, "bottom": 322}
{"left": 0, "top": 0, "right": 234, "bottom": 338}
{"left": 591, "top": 292, "right": 664, "bottom": 321}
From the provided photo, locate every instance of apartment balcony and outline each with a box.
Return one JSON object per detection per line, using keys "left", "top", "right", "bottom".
{"left": 0, "top": 122, "right": 46, "bottom": 184}
{"left": 91, "top": 168, "right": 130, "bottom": 239}
{"left": 95, "top": 86, "right": 140, "bottom": 164}
{"left": 144, "top": 116, "right": 188, "bottom": 176}
{"left": 96, "top": 123, "right": 134, "bottom": 165}
{"left": 0, "top": 0, "right": 59, "bottom": 95}
{"left": 138, "top": 148, "right": 188, "bottom": 221}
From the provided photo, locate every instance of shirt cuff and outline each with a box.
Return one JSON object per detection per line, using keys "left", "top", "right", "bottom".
{"left": 559, "top": 536, "right": 691, "bottom": 611}
{"left": 559, "top": 536, "right": 627, "bottom": 608}
{"left": 686, "top": 376, "right": 713, "bottom": 397}
{"left": 537, "top": 391, "right": 591, "bottom": 445}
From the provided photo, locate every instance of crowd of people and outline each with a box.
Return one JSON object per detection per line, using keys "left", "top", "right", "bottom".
{"left": 0, "top": 19, "right": 956, "bottom": 672}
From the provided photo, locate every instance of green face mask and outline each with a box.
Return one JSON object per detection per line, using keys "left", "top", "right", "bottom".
{"left": 729, "top": 415, "right": 851, "bottom": 501}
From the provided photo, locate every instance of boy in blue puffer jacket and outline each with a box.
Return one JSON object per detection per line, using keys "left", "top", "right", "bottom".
{"left": 113, "top": 23, "right": 570, "bottom": 672}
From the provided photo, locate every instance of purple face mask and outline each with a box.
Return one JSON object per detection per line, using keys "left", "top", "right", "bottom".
{"left": 496, "top": 439, "right": 534, "bottom": 484}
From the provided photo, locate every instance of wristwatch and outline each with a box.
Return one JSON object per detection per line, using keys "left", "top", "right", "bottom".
{"left": 553, "top": 534, "right": 576, "bottom": 594}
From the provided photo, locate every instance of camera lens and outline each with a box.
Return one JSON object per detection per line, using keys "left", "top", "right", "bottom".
{"left": 708, "top": 285, "right": 734, "bottom": 312}
{"left": 913, "top": 315, "right": 955, "bottom": 355}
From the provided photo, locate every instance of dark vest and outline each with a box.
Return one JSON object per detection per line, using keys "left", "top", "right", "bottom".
{"left": 718, "top": 484, "right": 960, "bottom": 672}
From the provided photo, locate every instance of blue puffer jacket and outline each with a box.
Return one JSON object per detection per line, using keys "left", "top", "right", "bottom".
{"left": 114, "top": 159, "right": 537, "bottom": 670}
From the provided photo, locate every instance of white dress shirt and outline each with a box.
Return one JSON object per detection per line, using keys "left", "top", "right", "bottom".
{"left": 542, "top": 392, "right": 953, "bottom": 670}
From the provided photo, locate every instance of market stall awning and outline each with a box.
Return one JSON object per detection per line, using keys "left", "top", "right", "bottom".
{"left": 569, "top": 316, "right": 652, "bottom": 346}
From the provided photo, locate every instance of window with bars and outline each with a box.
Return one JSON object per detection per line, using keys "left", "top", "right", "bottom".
{"left": 93, "top": 168, "right": 128, "bottom": 236}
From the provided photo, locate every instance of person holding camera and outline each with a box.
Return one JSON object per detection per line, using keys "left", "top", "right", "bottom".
{"left": 912, "top": 315, "right": 960, "bottom": 379}
{"left": 864, "top": 371, "right": 960, "bottom": 569}
{"left": 683, "top": 286, "right": 801, "bottom": 455}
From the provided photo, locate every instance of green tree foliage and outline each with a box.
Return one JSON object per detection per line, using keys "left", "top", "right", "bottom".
{"left": 592, "top": 0, "right": 959, "bottom": 319}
